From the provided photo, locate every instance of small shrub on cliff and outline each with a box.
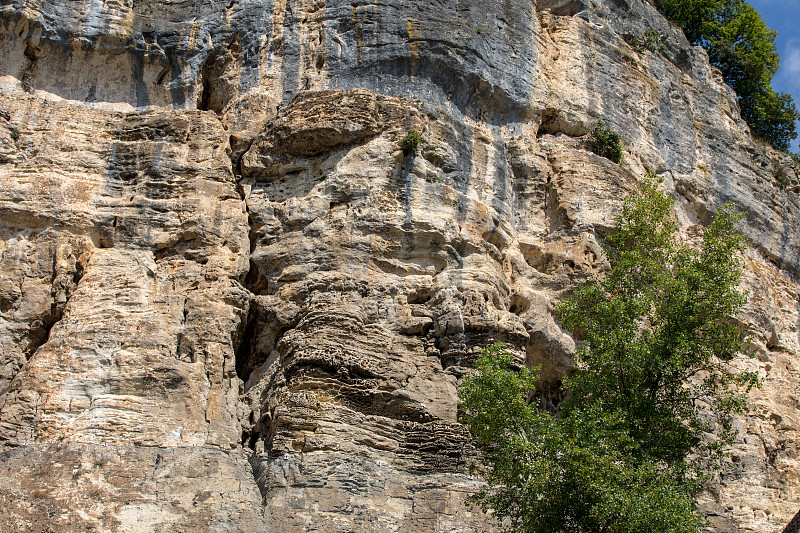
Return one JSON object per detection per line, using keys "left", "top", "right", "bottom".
{"left": 460, "top": 177, "right": 758, "bottom": 533}
{"left": 630, "top": 29, "right": 667, "bottom": 53}
{"left": 400, "top": 129, "right": 421, "bottom": 155}
{"left": 587, "top": 120, "right": 624, "bottom": 164}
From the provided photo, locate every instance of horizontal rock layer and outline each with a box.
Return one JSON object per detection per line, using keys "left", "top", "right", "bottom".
{"left": 0, "top": 0, "right": 798, "bottom": 531}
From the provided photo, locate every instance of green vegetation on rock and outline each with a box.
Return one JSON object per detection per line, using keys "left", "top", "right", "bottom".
{"left": 459, "top": 177, "right": 759, "bottom": 533}
{"left": 630, "top": 29, "right": 667, "bottom": 53}
{"left": 654, "top": 0, "right": 799, "bottom": 151}
{"left": 588, "top": 120, "right": 624, "bottom": 164}
{"left": 400, "top": 129, "right": 421, "bottom": 155}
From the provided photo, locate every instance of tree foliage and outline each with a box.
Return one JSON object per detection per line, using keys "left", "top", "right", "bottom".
{"left": 459, "top": 178, "right": 759, "bottom": 533}
{"left": 654, "top": 0, "right": 799, "bottom": 150}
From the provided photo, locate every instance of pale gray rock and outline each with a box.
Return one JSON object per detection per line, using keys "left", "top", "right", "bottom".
{"left": 0, "top": 442, "right": 267, "bottom": 532}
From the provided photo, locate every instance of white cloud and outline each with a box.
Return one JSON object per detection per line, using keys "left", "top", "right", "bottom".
{"left": 776, "top": 39, "right": 800, "bottom": 91}
{"left": 772, "top": 39, "right": 800, "bottom": 153}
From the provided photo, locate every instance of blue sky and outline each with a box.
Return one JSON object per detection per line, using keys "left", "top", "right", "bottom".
{"left": 749, "top": 0, "right": 800, "bottom": 152}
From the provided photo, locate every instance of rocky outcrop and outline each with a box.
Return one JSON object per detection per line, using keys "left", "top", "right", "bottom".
{"left": 0, "top": 0, "right": 798, "bottom": 531}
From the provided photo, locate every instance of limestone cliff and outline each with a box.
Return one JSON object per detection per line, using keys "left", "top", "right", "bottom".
{"left": 0, "top": 0, "right": 797, "bottom": 531}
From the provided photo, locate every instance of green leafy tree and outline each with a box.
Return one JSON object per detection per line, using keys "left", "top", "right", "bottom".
{"left": 703, "top": 1, "right": 779, "bottom": 92}
{"left": 740, "top": 88, "right": 800, "bottom": 151}
{"left": 654, "top": 0, "right": 725, "bottom": 42}
{"left": 460, "top": 178, "right": 758, "bottom": 533}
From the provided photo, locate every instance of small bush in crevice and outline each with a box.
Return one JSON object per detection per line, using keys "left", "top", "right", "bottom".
{"left": 400, "top": 129, "right": 421, "bottom": 155}
{"left": 587, "top": 120, "right": 623, "bottom": 164}
{"left": 629, "top": 29, "right": 666, "bottom": 54}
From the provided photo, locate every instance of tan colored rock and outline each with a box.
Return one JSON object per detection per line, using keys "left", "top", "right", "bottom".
{"left": 0, "top": 0, "right": 798, "bottom": 531}
{"left": 0, "top": 443, "right": 267, "bottom": 532}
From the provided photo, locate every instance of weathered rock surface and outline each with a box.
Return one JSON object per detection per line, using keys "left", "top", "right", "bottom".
{"left": 0, "top": 0, "right": 798, "bottom": 531}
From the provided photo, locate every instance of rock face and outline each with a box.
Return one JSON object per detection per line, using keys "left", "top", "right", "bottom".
{"left": 0, "top": 0, "right": 798, "bottom": 531}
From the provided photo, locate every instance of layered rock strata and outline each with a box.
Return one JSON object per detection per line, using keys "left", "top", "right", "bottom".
{"left": 0, "top": 0, "right": 798, "bottom": 531}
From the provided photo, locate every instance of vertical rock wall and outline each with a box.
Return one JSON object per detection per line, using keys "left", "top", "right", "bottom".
{"left": 0, "top": 0, "right": 798, "bottom": 531}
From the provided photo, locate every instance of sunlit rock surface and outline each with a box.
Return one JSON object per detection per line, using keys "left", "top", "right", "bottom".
{"left": 0, "top": 0, "right": 798, "bottom": 531}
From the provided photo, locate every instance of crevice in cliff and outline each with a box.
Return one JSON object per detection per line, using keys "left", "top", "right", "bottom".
{"left": 230, "top": 133, "right": 282, "bottom": 455}
{"left": 241, "top": 413, "right": 262, "bottom": 452}
{"left": 247, "top": 453, "right": 270, "bottom": 503}
{"left": 543, "top": 173, "right": 570, "bottom": 233}
{"left": 234, "top": 303, "right": 296, "bottom": 454}
{"left": 197, "top": 53, "right": 221, "bottom": 114}
{"left": 23, "top": 252, "right": 88, "bottom": 363}
{"left": 234, "top": 306, "right": 259, "bottom": 382}
{"left": 536, "top": 0, "right": 590, "bottom": 17}
{"left": 536, "top": 108, "right": 585, "bottom": 139}
{"left": 196, "top": 37, "right": 242, "bottom": 115}
{"left": 21, "top": 41, "right": 40, "bottom": 93}
{"left": 230, "top": 129, "right": 259, "bottom": 265}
